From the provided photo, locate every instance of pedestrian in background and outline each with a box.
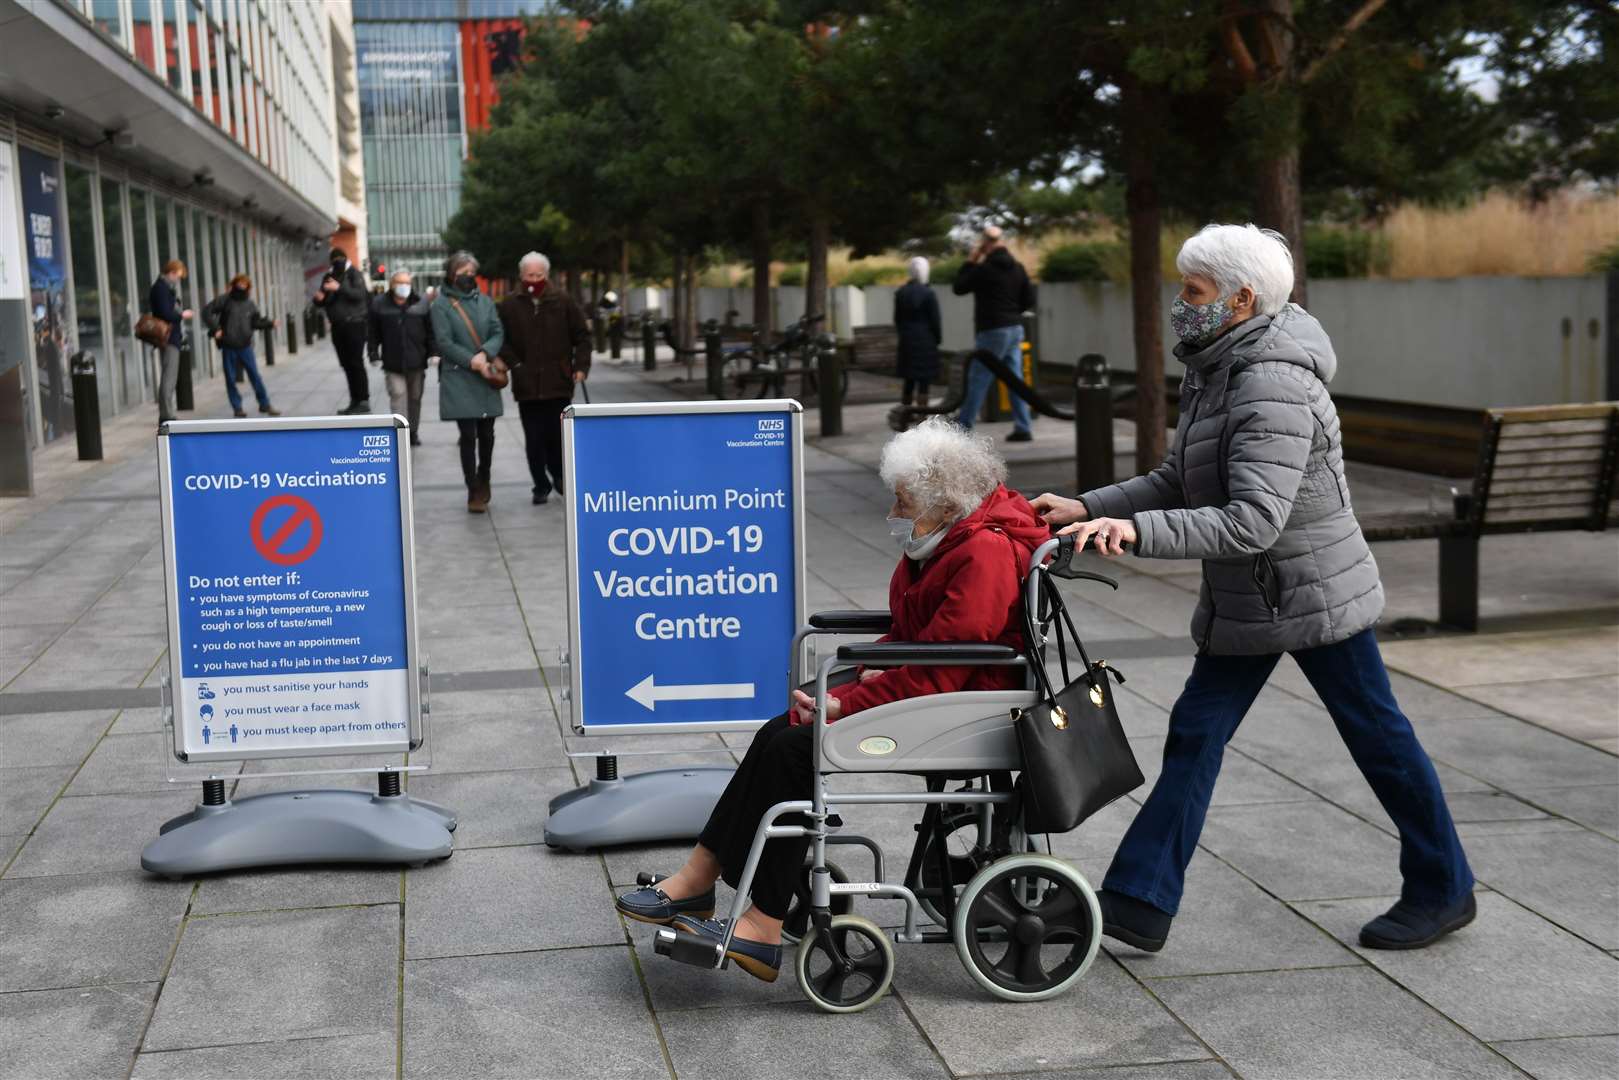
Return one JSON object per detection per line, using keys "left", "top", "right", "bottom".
{"left": 497, "top": 251, "right": 590, "bottom": 505}
{"left": 311, "top": 246, "right": 371, "bottom": 414}
{"left": 203, "top": 274, "right": 280, "bottom": 418}
{"left": 892, "top": 255, "right": 941, "bottom": 430}
{"left": 369, "top": 269, "right": 433, "bottom": 446}
{"left": 148, "top": 259, "right": 192, "bottom": 425}
{"left": 431, "top": 251, "right": 506, "bottom": 513}
{"left": 953, "top": 224, "right": 1035, "bottom": 442}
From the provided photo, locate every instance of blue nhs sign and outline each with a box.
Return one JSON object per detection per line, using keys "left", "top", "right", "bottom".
{"left": 562, "top": 401, "right": 805, "bottom": 735}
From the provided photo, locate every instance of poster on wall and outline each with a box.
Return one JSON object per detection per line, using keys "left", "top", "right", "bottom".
{"left": 18, "top": 146, "right": 70, "bottom": 442}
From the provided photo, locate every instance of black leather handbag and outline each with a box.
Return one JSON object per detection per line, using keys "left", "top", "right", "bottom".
{"left": 1014, "top": 568, "right": 1144, "bottom": 834}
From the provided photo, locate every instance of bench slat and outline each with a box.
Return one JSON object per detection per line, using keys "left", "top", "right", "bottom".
{"left": 1488, "top": 462, "right": 1602, "bottom": 481}
{"left": 1483, "top": 504, "right": 1600, "bottom": 524}
{"left": 1489, "top": 434, "right": 1609, "bottom": 453}
{"left": 1487, "top": 476, "right": 1601, "bottom": 496}
{"left": 1490, "top": 446, "right": 1607, "bottom": 467}
{"left": 1491, "top": 403, "right": 1619, "bottom": 424}
{"left": 1496, "top": 417, "right": 1614, "bottom": 439}
{"left": 1487, "top": 489, "right": 1604, "bottom": 511}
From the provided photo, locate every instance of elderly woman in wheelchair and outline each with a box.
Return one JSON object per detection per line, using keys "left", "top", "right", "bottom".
{"left": 616, "top": 417, "right": 1114, "bottom": 1011}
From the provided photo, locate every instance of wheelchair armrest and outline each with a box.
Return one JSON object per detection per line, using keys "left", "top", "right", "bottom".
{"left": 835, "top": 642, "right": 1020, "bottom": 666}
{"left": 809, "top": 610, "right": 894, "bottom": 632}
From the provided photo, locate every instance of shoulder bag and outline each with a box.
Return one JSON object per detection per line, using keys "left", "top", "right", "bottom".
{"left": 446, "top": 297, "right": 508, "bottom": 389}
{"left": 135, "top": 313, "right": 171, "bottom": 349}
{"left": 1014, "top": 566, "right": 1143, "bottom": 834}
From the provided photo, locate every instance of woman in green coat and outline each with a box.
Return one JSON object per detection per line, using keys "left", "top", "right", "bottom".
{"left": 431, "top": 251, "right": 506, "bottom": 512}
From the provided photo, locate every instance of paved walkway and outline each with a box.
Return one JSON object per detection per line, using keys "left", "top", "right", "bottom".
{"left": 1, "top": 339, "right": 1616, "bottom": 1079}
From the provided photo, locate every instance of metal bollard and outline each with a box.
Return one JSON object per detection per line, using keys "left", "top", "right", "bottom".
{"left": 1073, "top": 353, "right": 1113, "bottom": 495}
{"left": 642, "top": 319, "right": 656, "bottom": 371}
{"left": 816, "top": 335, "right": 843, "bottom": 437}
{"left": 70, "top": 351, "right": 102, "bottom": 461}
{"left": 704, "top": 327, "right": 724, "bottom": 398}
{"left": 287, "top": 319, "right": 298, "bottom": 355}
{"left": 303, "top": 308, "right": 315, "bottom": 347}
{"left": 593, "top": 317, "right": 608, "bottom": 355}
{"left": 176, "top": 342, "right": 195, "bottom": 412}
{"left": 262, "top": 322, "right": 277, "bottom": 367}
{"left": 609, "top": 316, "right": 623, "bottom": 359}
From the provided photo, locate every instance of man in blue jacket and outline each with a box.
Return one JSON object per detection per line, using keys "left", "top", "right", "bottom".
{"left": 148, "top": 259, "right": 193, "bottom": 425}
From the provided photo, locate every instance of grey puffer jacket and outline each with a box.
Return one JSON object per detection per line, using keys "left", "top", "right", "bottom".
{"left": 1080, "top": 305, "right": 1383, "bottom": 655}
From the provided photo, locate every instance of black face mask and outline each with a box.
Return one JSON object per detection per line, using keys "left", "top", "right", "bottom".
{"left": 453, "top": 274, "right": 477, "bottom": 292}
{"left": 331, "top": 260, "right": 345, "bottom": 274}
{"left": 230, "top": 287, "right": 247, "bottom": 300}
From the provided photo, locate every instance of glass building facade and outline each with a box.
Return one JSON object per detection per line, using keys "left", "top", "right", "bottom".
{"left": 0, "top": 1, "right": 359, "bottom": 472}
{"left": 354, "top": 0, "right": 555, "bottom": 283}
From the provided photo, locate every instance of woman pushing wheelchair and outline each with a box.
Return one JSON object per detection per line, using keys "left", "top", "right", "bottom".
{"left": 616, "top": 418, "right": 1049, "bottom": 982}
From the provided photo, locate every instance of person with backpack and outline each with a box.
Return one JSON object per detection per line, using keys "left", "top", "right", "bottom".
{"left": 203, "top": 274, "right": 279, "bottom": 418}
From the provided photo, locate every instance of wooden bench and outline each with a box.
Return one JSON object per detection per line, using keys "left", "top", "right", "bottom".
{"left": 845, "top": 325, "right": 898, "bottom": 374}
{"left": 1360, "top": 402, "right": 1619, "bottom": 630}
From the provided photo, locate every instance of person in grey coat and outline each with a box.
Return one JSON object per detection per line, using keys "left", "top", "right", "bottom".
{"left": 1034, "top": 223, "right": 1474, "bottom": 954}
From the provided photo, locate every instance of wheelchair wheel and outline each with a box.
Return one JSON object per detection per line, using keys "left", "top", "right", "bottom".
{"left": 781, "top": 858, "right": 851, "bottom": 945}
{"left": 795, "top": 915, "right": 895, "bottom": 1014}
{"left": 952, "top": 854, "right": 1101, "bottom": 1002}
{"left": 914, "top": 805, "right": 1036, "bottom": 927}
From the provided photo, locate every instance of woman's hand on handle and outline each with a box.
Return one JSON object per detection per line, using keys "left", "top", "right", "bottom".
{"left": 789, "top": 688, "right": 842, "bottom": 726}
{"left": 1056, "top": 516, "right": 1137, "bottom": 557}
{"left": 1031, "top": 492, "right": 1089, "bottom": 528}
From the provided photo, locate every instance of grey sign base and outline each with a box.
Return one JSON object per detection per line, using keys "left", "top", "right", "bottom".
{"left": 141, "top": 789, "right": 457, "bottom": 879}
{"left": 545, "top": 767, "right": 732, "bottom": 852}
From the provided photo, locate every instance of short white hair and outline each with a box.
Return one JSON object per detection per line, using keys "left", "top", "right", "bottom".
{"left": 1176, "top": 224, "right": 1294, "bottom": 316}
{"left": 907, "top": 256, "right": 930, "bottom": 284}
{"left": 519, "top": 251, "right": 551, "bottom": 275}
{"left": 390, "top": 269, "right": 412, "bottom": 284}
{"left": 879, "top": 417, "right": 1006, "bottom": 519}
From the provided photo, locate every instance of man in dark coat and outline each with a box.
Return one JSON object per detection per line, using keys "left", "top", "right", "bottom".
{"left": 148, "top": 259, "right": 193, "bottom": 424}
{"left": 203, "top": 273, "right": 279, "bottom": 417}
{"left": 497, "top": 251, "right": 591, "bottom": 504}
{"left": 311, "top": 246, "right": 371, "bottom": 414}
{"left": 953, "top": 225, "right": 1035, "bottom": 441}
{"left": 369, "top": 269, "right": 433, "bottom": 445}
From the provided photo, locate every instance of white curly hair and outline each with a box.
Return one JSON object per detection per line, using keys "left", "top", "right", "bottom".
{"left": 879, "top": 417, "right": 1007, "bottom": 519}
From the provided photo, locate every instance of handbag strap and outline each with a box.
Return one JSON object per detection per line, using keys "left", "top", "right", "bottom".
{"left": 1022, "top": 569, "right": 1104, "bottom": 710}
{"left": 447, "top": 297, "right": 482, "bottom": 352}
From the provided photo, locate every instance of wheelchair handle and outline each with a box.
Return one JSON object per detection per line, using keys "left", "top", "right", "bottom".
{"left": 1047, "top": 532, "right": 1121, "bottom": 588}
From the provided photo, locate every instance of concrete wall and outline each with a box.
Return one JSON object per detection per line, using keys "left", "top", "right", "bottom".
{"left": 632, "top": 275, "right": 1609, "bottom": 409}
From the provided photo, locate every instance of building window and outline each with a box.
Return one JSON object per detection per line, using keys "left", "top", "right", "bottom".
{"left": 100, "top": 177, "right": 138, "bottom": 410}
{"left": 63, "top": 162, "right": 105, "bottom": 426}
{"left": 90, "top": 0, "right": 126, "bottom": 47}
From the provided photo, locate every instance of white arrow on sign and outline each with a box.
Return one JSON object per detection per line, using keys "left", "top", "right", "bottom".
{"left": 625, "top": 674, "right": 755, "bottom": 712}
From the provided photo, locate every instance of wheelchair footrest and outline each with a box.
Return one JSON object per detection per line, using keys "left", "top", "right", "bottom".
{"left": 654, "top": 927, "right": 724, "bottom": 969}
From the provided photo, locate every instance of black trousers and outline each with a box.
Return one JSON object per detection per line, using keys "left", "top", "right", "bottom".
{"left": 518, "top": 397, "right": 569, "bottom": 497}
{"left": 331, "top": 321, "right": 370, "bottom": 405}
{"left": 456, "top": 418, "right": 495, "bottom": 486}
{"left": 699, "top": 713, "right": 815, "bottom": 920}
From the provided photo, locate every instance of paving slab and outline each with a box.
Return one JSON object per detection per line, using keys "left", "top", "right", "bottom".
{"left": 65, "top": 730, "right": 244, "bottom": 795}
{"left": 404, "top": 844, "right": 620, "bottom": 959}
{"left": 1457, "top": 674, "right": 1619, "bottom": 746}
{"left": 1462, "top": 826, "right": 1619, "bottom": 949}
{"left": 5, "top": 790, "right": 198, "bottom": 878}
{"left": 1489, "top": 1035, "right": 1619, "bottom": 1080}
{"left": 0, "top": 982, "right": 159, "bottom": 1080}
{"left": 143, "top": 905, "right": 397, "bottom": 1052}
{"left": 660, "top": 997, "right": 949, "bottom": 1080}
{"left": 1296, "top": 892, "right": 1619, "bottom": 1041}
{"left": 192, "top": 865, "right": 402, "bottom": 915}
{"left": 963, "top": 1065, "right": 1232, "bottom": 1080}
{"left": 1196, "top": 800, "right": 1404, "bottom": 902}
{"left": 1151, "top": 966, "right": 1520, "bottom": 1079}
{"left": 0, "top": 870, "right": 190, "bottom": 992}
{"left": 132, "top": 1032, "right": 398, "bottom": 1080}
{"left": 1514, "top": 784, "right": 1619, "bottom": 839}
{"left": 0, "top": 764, "right": 72, "bottom": 833}
{"left": 405, "top": 766, "right": 573, "bottom": 849}
{"left": 404, "top": 947, "right": 667, "bottom": 1079}
{"left": 423, "top": 709, "right": 566, "bottom": 773}
{"left": 1111, "top": 850, "right": 1353, "bottom": 978}
{"left": 895, "top": 947, "right": 1205, "bottom": 1075}
{"left": 0, "top": 708, "right": 116, "bottom": 767}
{"left": 1130, "top": 736, "right": 1316, "bottom": 808}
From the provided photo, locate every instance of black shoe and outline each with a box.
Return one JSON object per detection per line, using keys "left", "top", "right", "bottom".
{"left": 1098, "top": 889, "right": 1171, "bottom": 952}
{"left": 409, "top": 436, "right": 422, "bottom": 447}
{"left": 1006, "top": 429, "right": 1033, "bottom": 443}
{"left": 1360, "top": 891, "right": 1476, "bottom": 950}
{"left": 338, "top": 401, "right": 370, "bottom": 415}
{"left": 533, "top": 490, "right": 549, "bottom": 505}
{"left": 233, "top": 409, "right": 247, "bottom": 418}
{"left": 615, "top": 884, "right": 716, "bottom": 926}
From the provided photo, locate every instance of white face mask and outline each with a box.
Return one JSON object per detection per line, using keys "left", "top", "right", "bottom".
{"left": 393, "top": 284, "right": 411, "bottom": 299}
{"left": 887, "top": 514, "right": 950, "bottom": 561}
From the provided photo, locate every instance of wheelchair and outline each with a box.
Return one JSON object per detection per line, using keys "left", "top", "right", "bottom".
{"left": 654, "top": 534, "right": 1122, "bottom": 1012}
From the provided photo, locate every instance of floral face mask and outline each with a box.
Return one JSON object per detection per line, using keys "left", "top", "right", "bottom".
{"left": 1170, "top": 295, "right": 1231, "bottom": 348}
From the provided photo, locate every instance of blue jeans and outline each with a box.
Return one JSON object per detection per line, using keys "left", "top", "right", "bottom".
{"left": 222, "top": 346, "right": 271, "bottom": 413}
{"left": 1103, "top": 627, "right": 1473, "bottom": 915}
{"left": 957, "top": 324, "right": 1031, "bottom": 433}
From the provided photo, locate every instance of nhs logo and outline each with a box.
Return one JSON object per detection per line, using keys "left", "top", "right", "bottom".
{"left": 757, "top": 418, "right": 785, "bottom": 433}
{"left": 362, "top": 434, "right": 389, "bottom": 448}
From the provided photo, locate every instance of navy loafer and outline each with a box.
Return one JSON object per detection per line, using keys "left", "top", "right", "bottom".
{"left": 671, "top": 916, "right": 782, "bottom": 982}
{"left": 1098, "top": 889, "right": 1171, "bottom": 953}
{"left": 1360, "top": 891, "right": 1476, "bottom": 950}
{"left": 616, "top": 884, "right": 716, "bottom": 926}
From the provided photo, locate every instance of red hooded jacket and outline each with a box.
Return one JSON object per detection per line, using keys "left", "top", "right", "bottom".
{"left": 830, "top": 484, "right": 1050, "bottom": 717}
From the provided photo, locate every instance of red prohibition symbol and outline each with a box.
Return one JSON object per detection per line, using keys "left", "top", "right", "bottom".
{"left": 249, "top": 494, "right": 324, "bottom": 566}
